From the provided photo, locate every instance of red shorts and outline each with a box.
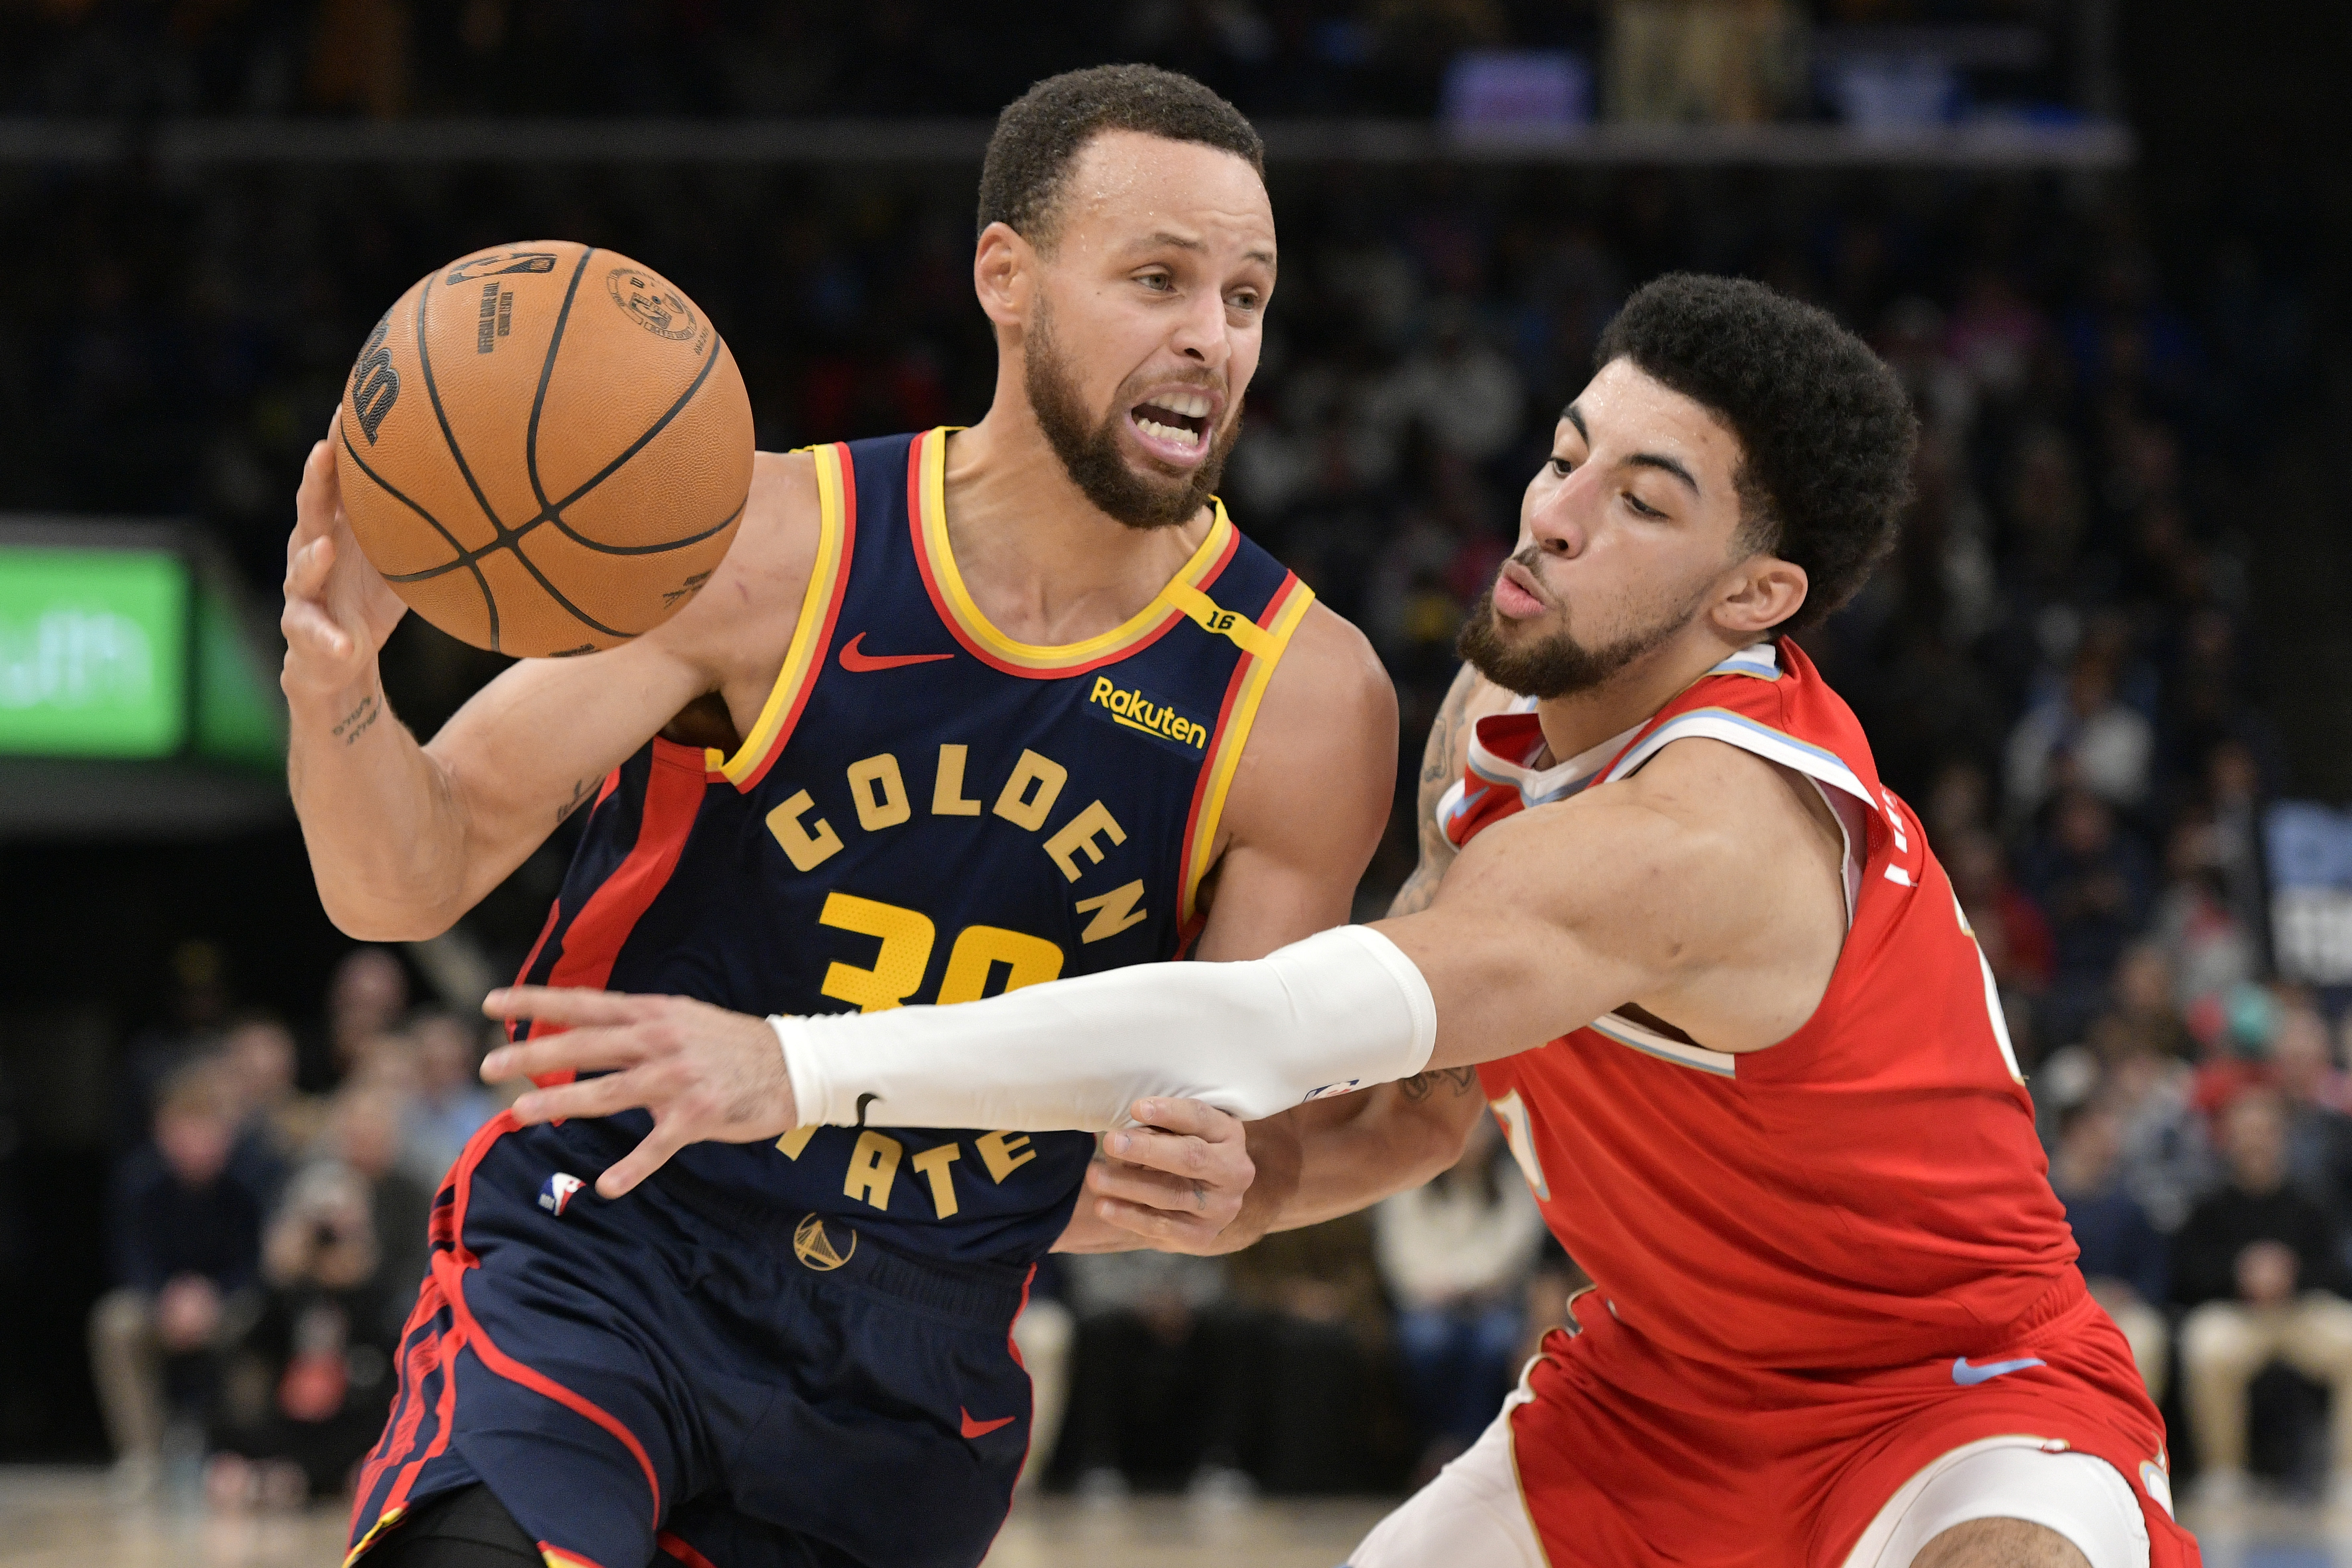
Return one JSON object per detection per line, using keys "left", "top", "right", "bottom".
{"left": 1508, "top": 1274, "right": 2200, "bottom": 1567}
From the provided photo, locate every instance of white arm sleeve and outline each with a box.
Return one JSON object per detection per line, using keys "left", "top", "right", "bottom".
{"left": 771, "top": 925, "right": 1437, "bottom": 1132}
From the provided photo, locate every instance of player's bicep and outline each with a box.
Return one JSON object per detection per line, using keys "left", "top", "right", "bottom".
{"left": 428, "top": 636, "right": 710, "bottom": 896}
{"left": 1191, "top": 606, "right": 1395, "bottom": 962}
{"left": 1376, "top": 795, "right": 1724, "bottom": 1070}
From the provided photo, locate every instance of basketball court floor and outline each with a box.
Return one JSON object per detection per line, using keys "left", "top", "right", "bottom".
{"left": 0, "top": 1468, "right": 2341, "bottom": 1568}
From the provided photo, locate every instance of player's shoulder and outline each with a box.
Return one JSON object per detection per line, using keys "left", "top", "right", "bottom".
{"left": 640, "top": 448, "right": 823, "bottom": 673}
{"left": 1264, "top": 600, "right": 1395, "bottom": 751}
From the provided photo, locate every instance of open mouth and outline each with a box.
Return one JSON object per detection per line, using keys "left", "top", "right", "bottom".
{"left": 1128, "top": 390, "right": 1215, "bottom": 459}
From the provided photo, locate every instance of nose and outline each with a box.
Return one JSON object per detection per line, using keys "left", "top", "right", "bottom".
{"left": 1525, "top": 464, "right": 1590, "bottom": 561}
{"left": 1168, "top": 288, "right": 1228, "bottom": 367}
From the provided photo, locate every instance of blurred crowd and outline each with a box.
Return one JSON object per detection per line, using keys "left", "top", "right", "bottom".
{"left": 90, "top": 942, "right": 505, "bottom": 1504}
{"left": 0, "top": 0, "right": 2074, "bottom": 123}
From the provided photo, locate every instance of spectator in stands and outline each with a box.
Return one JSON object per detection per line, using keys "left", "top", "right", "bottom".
{"left": 220, "top": 1011, "right": 324, "bottom": 1173}
{"left": 2178, "top": 1089, "right": 2352, "bottom": 1506}
{"left": 402, "top": 1012, "right": 500, "bottom": 1186}
{"left": 2102, "top": 1034, "right": 2214, "bottom": 1235}
{"left": 2153, "top": 814, "right": 2260, "bottom": 1013}
{"left": 89, "top": 1061, "right": 268, "bottom": 1496}
{"left": 1057, "top": 1250, "right": 1232, "bottom": 1497}
{"left": 2019, "top": 786, "right": 2156, "bottom": 1049}
{"left": 208, "top": 1084, "right": 429, "bottom": 1501}
{"left": 2048, "top": 1099, "right": 2169, "bottom": 1397}
{"left": 2273, "top": 1005, "right": 2352, "bottom": 1212}
{"left": 2007, "top": 647, "right": 2155, "bottom": 820}
{"left": 1374, "top": 1113, "right": 1545, "bottom": 1478}
{"left": 311, "top": 946, "right": 408, "bottom": 1091}
{"left": 2108, "top": 943, "right": 2200, "bottom": 1063}
{"left": 1221, "top": 1215, "right": 1393, "bottom": 1495}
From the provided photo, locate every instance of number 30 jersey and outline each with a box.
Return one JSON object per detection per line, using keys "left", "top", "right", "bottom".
{"left": 511, "top": 428, "right": 1312, "bottom": 1265}
{"left": 1452, "top": 639, "right": 2080, "bottom": 1371}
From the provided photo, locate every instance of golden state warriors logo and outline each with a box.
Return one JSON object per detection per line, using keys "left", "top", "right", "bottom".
{"left": 792, "top": 1213, "right": 857, "bottom": 1272}
{"left": 606, "top": 267, "right": 699, "bottom": 341}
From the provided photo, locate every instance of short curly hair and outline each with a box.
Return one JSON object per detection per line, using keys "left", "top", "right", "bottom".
{"left": 978, "top": 65, "right": 1264, "bottom": 253}
{"left": 1594, "top": 274, "right": 1917, "bottom": 634}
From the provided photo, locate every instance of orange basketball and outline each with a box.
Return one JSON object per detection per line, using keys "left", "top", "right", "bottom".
{"left": 335, "top": 240, "right": 753, "bottom": 657}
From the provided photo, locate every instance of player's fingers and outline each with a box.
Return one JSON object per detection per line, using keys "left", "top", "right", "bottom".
{"left": 280, "top": 597, "right": 353, "bottom": 660}
{"left": 292, "top": 438, "right": 339, "bottom": 548}
{"left": 284, "top": 534, "right": 336, "bottom": 601}
{"left": 509, "top": 1069, "right": 654, "bottom": 1127}
{"left": 479, "top": 1022, "right": 650, "bottom": 1083}
{"left": 483, "top": 986, "right": 648, "bottom": 1030}
{"left": 1127, "top": 1097, "right": 1244, "bottom": 1143}
{"left": 596, "top": 1119, "right": 693, "bottom": 1199}
{"left": 1093, "top": 1196, "right": 1210, "bottom": 1249}
{"left": 1085, "top": 1158, "right": 1205, "bottom": 1211}
{"left": 1103, "top": 1125, "right": 1220, "bottom": 1182}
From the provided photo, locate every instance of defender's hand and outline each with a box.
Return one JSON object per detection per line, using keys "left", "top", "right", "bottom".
{"left": 282, "top": 430, "right": 406, "bottom": 702}
{"left": 1074, "top": 1097, "right": 1257, "bottom": 1254}
{"left": 480, "top": 987, "right": 800, "bottom": 1198}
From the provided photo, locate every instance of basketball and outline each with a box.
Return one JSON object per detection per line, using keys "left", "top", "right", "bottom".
{"left": 333, "top": 240, "right": 753, "bottom": 657}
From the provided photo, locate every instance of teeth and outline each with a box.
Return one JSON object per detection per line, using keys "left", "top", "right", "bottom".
{"left": 1165, "top": 391, "right": 1211, "bottom": 418}
{"left": 1135, "top": 416, "right": 1202, "bottom": 450}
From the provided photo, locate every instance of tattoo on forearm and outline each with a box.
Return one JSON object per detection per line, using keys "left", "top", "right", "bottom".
{"left": 1397, "top": 1067, "right": 1479, "bottom": 1102}
{"left": 558, "top": 776, "right": 595, "bottom": 825}
{"left": 332, "top": 693, "right": 381, "bottom": 746}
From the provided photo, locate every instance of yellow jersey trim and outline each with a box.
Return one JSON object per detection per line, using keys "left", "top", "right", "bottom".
{"left": 709, "top": 443, "right": 851, "bottom": 787}
{"left": 1180, "top": 575, "right": 1316, "bottom": 926}
{"left": 912, "top": 427, "right": 1237, "bottom": 673}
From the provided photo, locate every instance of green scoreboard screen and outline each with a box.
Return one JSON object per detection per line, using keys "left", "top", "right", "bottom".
{"left": 0, "top": 540, "right": 281, "bottom": 767}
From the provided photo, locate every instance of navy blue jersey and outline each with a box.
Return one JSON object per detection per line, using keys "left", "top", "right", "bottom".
{"left": 512, "top": 428, "right": 1312, "bottom": 1265}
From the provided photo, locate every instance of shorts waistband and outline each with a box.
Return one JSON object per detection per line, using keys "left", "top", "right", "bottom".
{"left": 647, "top": 1154, "right": 1034, "bottom": 1327}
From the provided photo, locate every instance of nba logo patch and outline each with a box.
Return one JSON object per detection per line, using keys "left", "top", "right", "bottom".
{"left": 538, "top": 1172, "right": 585, "bottom": 1217}
{"left": 1302, "top": 1079, "right": 1365, "bottom": 1102}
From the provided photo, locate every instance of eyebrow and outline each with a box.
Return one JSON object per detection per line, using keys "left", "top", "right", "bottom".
{"left": 1139, "top": 231, "right": 1278, "bottom": 270}
{"left": 1559, "top": 403, "right": 1700, "bottom": 498}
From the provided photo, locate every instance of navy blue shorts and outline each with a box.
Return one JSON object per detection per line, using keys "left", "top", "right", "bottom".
{"left": 348, "top": 1114, "right": 1037, "bottom": 1568}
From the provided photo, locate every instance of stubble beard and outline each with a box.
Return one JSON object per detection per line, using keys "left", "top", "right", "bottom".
{"left": 1456, "top": 554, "right": 1709, "bottom": 700}
{"left": 1024, "top": 297, "right": 1241, "bottom": 532}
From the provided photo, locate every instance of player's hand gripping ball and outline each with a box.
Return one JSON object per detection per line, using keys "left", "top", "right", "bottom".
{"left": 334, "top": 241, "right": 753, "bottom": 657}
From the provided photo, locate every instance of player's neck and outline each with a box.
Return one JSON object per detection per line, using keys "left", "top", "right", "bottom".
{"left": 1529, "top": 633, "right": 1750, "bottom": 768}
{"left": 938, "top": 408, "right": 1215, "bottom": 646}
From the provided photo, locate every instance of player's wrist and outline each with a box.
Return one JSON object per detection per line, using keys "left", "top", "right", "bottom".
{"left": 286, "top": 670, "right": 387, "bottom": 741}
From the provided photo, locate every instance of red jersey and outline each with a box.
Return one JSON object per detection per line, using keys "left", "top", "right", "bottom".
{"left": 1451, "top": 641, "right": 2078, "bottom": 1371}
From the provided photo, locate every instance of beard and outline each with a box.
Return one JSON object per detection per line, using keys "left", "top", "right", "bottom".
{"left": 1456, "top": 554, "right": 1708, "bottom": 699}
{"left": 1024, "top": 299, "right": 1241, "bottom": 532}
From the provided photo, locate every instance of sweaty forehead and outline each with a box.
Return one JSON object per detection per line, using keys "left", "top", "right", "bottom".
{"left": 1053, "top": 129, "right": 1275, "bottom": 258}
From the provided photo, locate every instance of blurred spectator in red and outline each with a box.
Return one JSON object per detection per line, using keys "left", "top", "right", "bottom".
{"left": 89, "top": 1061, "right": 268, "bottom": 1497}
{"left": 2178, "top": 1090, "right": 2352, "bottom": 1507}
{"left": 2187, "top": 983, "right": 2279, "bottom": 1123}
{"left": 402, "top": 1012, "right": 502, "bottom": 1186}
{"left": 1374, "top": 1113, "right": 1545, "bottom": 1481}
{"left": 1944, "top": 829, "right": 2051, "bottom": 1058}
{"left": 2048, "top": 1099, "right": 2169, "bottom": 1398}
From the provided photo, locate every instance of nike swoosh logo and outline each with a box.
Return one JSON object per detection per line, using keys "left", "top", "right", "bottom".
{"left": 1952, "top": 1355, "right": 2046, "bottom": 1386}
{"left": 960, "top": 1407, "right": 1017, "bottom": 1439}
{"left": 839, "top": 632, "right": 954, "bottom": 672}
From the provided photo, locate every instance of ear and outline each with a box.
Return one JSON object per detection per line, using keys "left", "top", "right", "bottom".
{"left": 1714, "top": 555, "right": 1809, "bottom": 637}
{"left": 973, "top": 221, "right": 1034, "bottom": 333}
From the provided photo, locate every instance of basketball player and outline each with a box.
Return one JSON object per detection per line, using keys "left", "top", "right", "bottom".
{"left": 282, "top": 67, "right": 1395, "bottom": 1568}
{"left": 490, "top": 276, "right": 2201, "bottom": 1568}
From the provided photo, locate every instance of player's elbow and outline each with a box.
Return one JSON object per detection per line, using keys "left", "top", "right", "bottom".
{"left": 316, "top": 885, "right": 462, "bottom": 944}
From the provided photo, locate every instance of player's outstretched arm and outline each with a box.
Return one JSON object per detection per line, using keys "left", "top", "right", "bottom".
{"left": 479, "top": 731, "right": 1843, "bottom": 1196}
{"left": 285, "top": 439, "right": 816, "bottom": 940}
